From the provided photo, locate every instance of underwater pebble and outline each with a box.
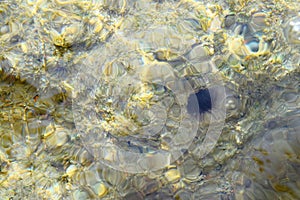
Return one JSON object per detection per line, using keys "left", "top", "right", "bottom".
{"left": 285, "top": 16, "right": 300, "bottom": 44}
{"left": 250, "top": 12, "right": 267, "bottom": 32}
{"left": 165, "top": 168, "right": 181, "bottom": 183}
{"left": 44, "top": 126, "right": 69, "bottom": 148}
{"left": 92, "top": 182, "right": 108, "bottom": 198}
{"left": 0, "top": 25, "right": 9, "bottom": 35}
{"left": 72, "top": 190, "right": 89, "bottom": 200}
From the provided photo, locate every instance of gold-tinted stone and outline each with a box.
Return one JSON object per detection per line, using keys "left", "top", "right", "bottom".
{"left": 66, "top": 164, "right": 77, "bottom": 177}
{"left": 165, "top": 168, "right": 181, "bottom": 183}
{"left": 92, "top": 182, "right": 108, "bottom": 198}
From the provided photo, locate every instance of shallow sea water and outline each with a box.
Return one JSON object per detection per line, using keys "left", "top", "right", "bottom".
{"left": 0, "top": 0, "right": 299, "bottom": 199}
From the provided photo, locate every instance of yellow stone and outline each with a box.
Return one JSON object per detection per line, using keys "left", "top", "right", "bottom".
{"left": 93, "top": 182, "right": 108, "bottom": 198}
{"left": 66, "top": 165, "right": 77, "bottom": 177}
{"left": 165, "top": 169, "right": 181, "bottom": 183}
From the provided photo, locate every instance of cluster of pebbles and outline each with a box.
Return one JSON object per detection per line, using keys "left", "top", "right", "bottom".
{"left": 0, "top": 0, "right": 299, "bottom": 199}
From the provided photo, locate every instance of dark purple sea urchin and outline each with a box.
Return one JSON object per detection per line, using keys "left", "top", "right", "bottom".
{"left": 187, "top": 88, "right": 212, "bottom": 115}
